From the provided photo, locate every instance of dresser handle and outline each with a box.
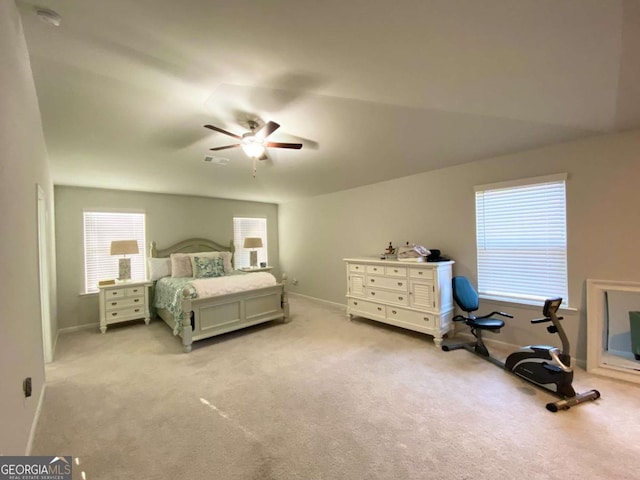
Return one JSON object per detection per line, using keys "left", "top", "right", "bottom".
{"left": 394, "top": 269, "right": 398, "bottom": 273}
{"left": 398, "top": 296, "right": 404, "bottom": 300}
{"left": 354, "top": 301, "right": 358, "bottom": 305}
{"left": 418, "top": 271, "right": 423, "bottom": 275}
{"left": 392, "top": 310, "right": 397, "bottom": 314}
{"left": 111, "top": 292, "right": 117, "bottom": 295}
{"left": 377, "top": 307, "right": 382, "bottom": 311}
{"left": 134, "top": 299, "right": 140, "bottom": 303}
{"left": 111, "top": 302, "right": 117, "bottom": 306}
{"left": 134, "top": 309, "right": 140, "bottom": 313}
{"left": 371, "top": 292, "right": 376, "bottom": 296}
{"left": 397, "top": 282, "right": 403, "bottom": 286}
{"left": 423, "top": 317, "right": 429, "bottom": 321}
{"left": 111, "top": 313, "right": 117, "bottom": 316}
{"left": 132, "top": 289, "right": 139, "bottom": 293}
{"left": 370, "top": 279, "right": 375, "bottom": 283}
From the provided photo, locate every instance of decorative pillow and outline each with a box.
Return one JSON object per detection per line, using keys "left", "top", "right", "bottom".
{"left": 188, "top": 251, "right": 233, "bottom": 274}
{"left": 193, "top": 256, "right": 225, "bottom": 278}
{"left": 171, "top": 253, "right": 193, "bottom": 278}
{"left": 148, "top": 257, "right": 171, "bottom": 281}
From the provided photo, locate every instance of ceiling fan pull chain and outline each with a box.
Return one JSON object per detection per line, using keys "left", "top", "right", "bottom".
{"left": 252, "top": 157, "right": 257, "bottom": 178}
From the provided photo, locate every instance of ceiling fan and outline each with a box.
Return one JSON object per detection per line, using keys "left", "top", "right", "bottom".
{"left": 204, "top": 120, "right": 302, "bottom": 161}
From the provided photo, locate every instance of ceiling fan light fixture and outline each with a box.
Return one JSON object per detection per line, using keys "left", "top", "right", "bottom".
{"left": 241, "top": 137, "right": 265, "bottom": 158}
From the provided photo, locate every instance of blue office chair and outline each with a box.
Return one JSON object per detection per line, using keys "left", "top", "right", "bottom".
{"left": 442, "top": 276, "right": 513, "bottom": 356}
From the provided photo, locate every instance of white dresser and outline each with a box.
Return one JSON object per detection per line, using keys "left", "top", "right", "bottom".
{"left": 98, "top": 280, "right": 152, "bottom": 333}
{"left": 344, "top": 258, "right": 454, "bottom": 346}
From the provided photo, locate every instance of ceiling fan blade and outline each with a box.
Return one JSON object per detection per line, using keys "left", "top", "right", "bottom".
{"left": 266, "top": 142, "right": 303, "bottom": 150}
{"left": 210, "top": 144, "right": 241, "bottom": 151}
{"left": 204, "top": 124, "right": 242, "bottom": 139}
{"left": 255, "top": 121, "right": 280, "bottom": 139}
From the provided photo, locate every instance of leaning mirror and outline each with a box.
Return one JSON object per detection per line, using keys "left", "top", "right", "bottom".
{"left": 587, "top": 279, "right": 640, "bottom": 384}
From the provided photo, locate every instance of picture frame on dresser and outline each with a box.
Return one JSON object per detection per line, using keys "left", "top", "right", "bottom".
{"left": 344, "top": 257, "right": 455, "bottom": 346}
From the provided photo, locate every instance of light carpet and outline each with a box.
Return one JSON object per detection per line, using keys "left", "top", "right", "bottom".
{"left": 32, "top": 296, "right": 639, "bottom": 479}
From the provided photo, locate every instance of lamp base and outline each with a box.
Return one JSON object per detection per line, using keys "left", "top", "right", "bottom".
{"left": 118, "top": 257, "right": 131, "bottom": 280}
{"left": 249, "top": 250, "right": 258, "bottom": 268}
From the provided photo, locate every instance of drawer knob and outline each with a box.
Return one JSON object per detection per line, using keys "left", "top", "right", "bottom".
{"left": 111, "top": 292, "right": 117, "bottom": 295}
{"left": 398, "top": 296, "right": 403, "bottom": 300}
{"left": 111, "top": 302, "right": 117, "bottom": 306}
{"left": 371, "top": 292, "right": 376, "bottom": 296}
{"left": 392, "top": 310, "right": 397, "bottom": 314}
{"left": 134, "top": 299, "right": 140, "bottom": 303}
{"left": 397, "top": 282, "right": 403, "bottom": 286}
{"left": 354, "top": 301, "right": 358, "bottom": 305}
{"left": 394, "top": 269, "right": 398, "bottom": 273}
{"left": 133, "top": 289, "right": 139, "bottom": 293}
{"left": 423, "top": 317, "right": 429, "bottom": 321}
{"left": 111, "top": 313, "right": 117, "bottom": 316}
{"left": 370, "top": 279, "right": 375, "bottom": 283}
{"left": 377, "top": 307, "right": 382, "bottom": 311}
{"left": 418, "top": 271, "right": 423, "bottom": 275}
{"left": 134, "top": 309, "right": 140, "bottom": 313}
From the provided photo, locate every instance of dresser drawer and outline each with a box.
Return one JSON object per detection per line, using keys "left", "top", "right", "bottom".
{"left": 106, "top": 305, "right": 145, "bottom": 321}
{"left": 367, "top": 289, "right": 409, "bottom": 305}
{"left": 105, "top": 296, "right": 144, "bottom": 311}
{"left": 349, "top": 298, "right": 386, "bottom": 318}
{"left": 408, "top": 268, "right": 434, "bottom": 280}
{"left": 367, "top": 276, "right": 407, "bottom": 291}
{"left": 349, "top": 264, "right": 366, "bottom": 273}
{"left": 365, "top": 265, "right": 384, "bottom": 275}
{"left": 387, "top": 307, "right": 435, "bottom": 329}
{"left": 385, "top": 266, "right": 407, "bottom": 277}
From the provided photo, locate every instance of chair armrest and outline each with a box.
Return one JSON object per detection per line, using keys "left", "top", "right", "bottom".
{"left": 452, "top": 315, "right": 468, "bottom": 322}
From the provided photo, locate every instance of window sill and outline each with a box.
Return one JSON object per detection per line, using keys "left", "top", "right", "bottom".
{"left": 479, "top": 294, "right": 577, "bottom": 314}
{"left": 79, "top": 291, "right": 99, "bottom": 297}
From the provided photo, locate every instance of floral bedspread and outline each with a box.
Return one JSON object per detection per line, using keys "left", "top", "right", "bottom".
{"left": 153, "top": 277, "right": 197, "bottom": 335}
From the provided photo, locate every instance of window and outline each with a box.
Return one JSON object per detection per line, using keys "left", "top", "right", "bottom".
{"left": 233, "top": 217, "right": 268, "bottom": 269}
{"left": 83, "top": 211, "right": 146, "bottom": 293}
{"left": 475, "top": 173, "right": 568, "bottom": 306}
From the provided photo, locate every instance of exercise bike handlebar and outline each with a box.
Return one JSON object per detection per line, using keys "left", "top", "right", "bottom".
{"left": 477, "top": 311, "right": 514, "bottom": 319}
{"left": 531, "top": 316, "right": 564, "bottom": 324}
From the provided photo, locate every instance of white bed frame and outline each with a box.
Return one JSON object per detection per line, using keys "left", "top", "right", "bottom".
{"left": 150, "top": 238, "right": 290, "bottom": 353}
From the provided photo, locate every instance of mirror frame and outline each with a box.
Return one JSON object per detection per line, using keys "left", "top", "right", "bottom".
{"left": 586, "top": 278, "right": 640, "bottom": 384}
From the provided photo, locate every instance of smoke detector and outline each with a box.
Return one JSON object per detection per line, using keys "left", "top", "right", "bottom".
{"left": 36, "top": 7, "right": 62, "bottom": 27}
{"left": 204, "top": 155, "right": 229, "bottom": 165}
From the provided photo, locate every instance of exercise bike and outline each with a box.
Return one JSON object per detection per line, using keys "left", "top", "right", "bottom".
{"left": 442, "top": 276, "right": 600, "bottom": 412}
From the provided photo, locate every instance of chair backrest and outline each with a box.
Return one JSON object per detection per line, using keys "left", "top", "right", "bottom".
{"left": 452, "top": 276, "right": 479, "bottom": 313}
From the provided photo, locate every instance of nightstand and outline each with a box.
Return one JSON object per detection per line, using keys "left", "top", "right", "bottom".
{"left": 239, "top": 266, "right": 273, "bottom": 272}
{"left": 98, "top": 280, "right": 152, "bottom": 333}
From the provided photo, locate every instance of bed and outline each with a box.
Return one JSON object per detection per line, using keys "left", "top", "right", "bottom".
{"left": 149, "top": 238, "right": 290, "bottom": 352}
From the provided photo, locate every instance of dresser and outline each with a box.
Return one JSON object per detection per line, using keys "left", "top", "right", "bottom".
{"left": 344, "top": 258, "right": 454, "bottom": 346}
{"left": 98, "top": 280, "right": 152, "bottom": 333}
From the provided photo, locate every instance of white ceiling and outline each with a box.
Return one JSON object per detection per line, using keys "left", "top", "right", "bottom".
{"left": 17, "top": 0, "right": 640, "bottom": 203}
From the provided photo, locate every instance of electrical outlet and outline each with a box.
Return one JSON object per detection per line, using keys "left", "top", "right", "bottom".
{"left": 23, "top": 377, "right": 32, "bottom": 398}
{"left": 292, "top": 278, "right": 298, "bottom": 285}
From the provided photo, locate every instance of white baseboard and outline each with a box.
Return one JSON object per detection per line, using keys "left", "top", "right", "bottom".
{"left": 25, "top": 383, "right": 46, "bottom": 455}
{"left": 288, "top": 292, "right": 346, "bottom": 311}
{"left": 57, "top": 322, "right": 98, "bottom": 334}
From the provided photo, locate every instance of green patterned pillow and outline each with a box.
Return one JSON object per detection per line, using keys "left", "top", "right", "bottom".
{"left": 193, "top": 256, "right": 225, "bottom": 278}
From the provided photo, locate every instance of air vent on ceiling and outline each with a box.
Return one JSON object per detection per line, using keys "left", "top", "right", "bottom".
{"left": 204, "top": 155, "right": 229, "bottom": 165}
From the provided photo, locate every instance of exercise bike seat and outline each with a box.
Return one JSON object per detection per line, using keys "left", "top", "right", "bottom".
{"left": 452, "top": 276, "right": 507, "bottom": 330}
{"left": 465, "top": 317, "right": 504, "bottom": 330}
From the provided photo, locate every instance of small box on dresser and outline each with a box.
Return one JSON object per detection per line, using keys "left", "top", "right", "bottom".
{"left": 344, "top": 257, "right": 454, "bottom": 346}
{"left": 98, "top": 280, "right": 152, "bottom": 333}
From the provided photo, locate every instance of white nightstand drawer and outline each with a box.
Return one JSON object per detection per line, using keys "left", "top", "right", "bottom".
{"left": 408, "top": 268, "right": 434, "bottom": 280}
{"left": 104, "top": 288, "right": 126, "bottom": 299}
{"left": 105, "top": 296, "right": 144, "bottom": 311}
{"left": 367, "top": 289, "right": 409, "bottom": 305}
{"left": 125, "top": 286, "right": 145, "bottom": 297}
{"left": 106, "top": 306, "right": 145, "bottom": 320}
{"left": 367, "top": 276, "right": 407, "bottom": 291}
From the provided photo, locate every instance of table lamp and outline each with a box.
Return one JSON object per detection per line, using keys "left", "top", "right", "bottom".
{"left": 110, "top": 240, "right": 139, "bottom": 280}
{"left": 243, "top": 237, "right": 263, "bottom": 268}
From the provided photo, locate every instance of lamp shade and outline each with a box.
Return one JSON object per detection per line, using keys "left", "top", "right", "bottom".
{"left": 243, "top": 237, "right": 263, "bottom": 249}
{"left": 110, "top": 240, "right": 139, "bottom": 256}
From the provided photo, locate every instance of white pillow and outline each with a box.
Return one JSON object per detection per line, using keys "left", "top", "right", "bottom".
{"left": 171, "top": 253, "right": 193, "bottom": 277}
{"left": 188, "top": 251, "right": 233, "bottom": 275}
{"left": 148, "top": 257, "right": 172, "bottom": 281}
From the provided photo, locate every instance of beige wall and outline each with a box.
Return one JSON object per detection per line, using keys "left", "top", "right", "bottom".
{"left": 54, "top": 186, "right": 279, "bottom": 329}
{"left": 0, "top": 1, "right": 56, "bottom": 454}
{"left": 279, "top": 130, "right": 640, "bottom": 362}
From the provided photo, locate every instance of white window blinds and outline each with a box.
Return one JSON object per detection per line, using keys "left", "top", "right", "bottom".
{"left": 475, "top": 174, "right": 568, "bottom": 306}
{"left": 83, "top": 211, "right": 146, "bottom": 293}
{"left": 233, "top": 217, "right": 268, "bottom": 269}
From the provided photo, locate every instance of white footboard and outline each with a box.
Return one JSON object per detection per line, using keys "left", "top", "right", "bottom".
{"left": 180, "top": 276, "right": 289, "bottom": 353}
